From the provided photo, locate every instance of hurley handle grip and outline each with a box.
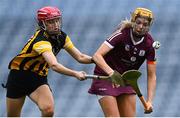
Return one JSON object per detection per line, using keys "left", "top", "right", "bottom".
{"left": 139, "top": 96, "right": 153, "bottom": 114}
{"left": 85, "top": 74, "right": 109, "bottom": 80}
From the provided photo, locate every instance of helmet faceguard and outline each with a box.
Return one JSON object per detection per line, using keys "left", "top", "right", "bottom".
{"left": 131, "top": 7, "right": 154, "bottom": 25}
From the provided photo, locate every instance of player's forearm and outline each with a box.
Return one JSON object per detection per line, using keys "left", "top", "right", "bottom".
{"left": 93, "top": 54, "right": 114, "bottom": 75}
{"left": 147, "top": 75, "right": 156, "bottom": 103}
{"left": 51, "top": 63, "right": 78, "bottom": 77}
{"left": 77, "top": 54, "right": 93, "bottom": 64}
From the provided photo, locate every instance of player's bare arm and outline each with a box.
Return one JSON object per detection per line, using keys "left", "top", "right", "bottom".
{"left": 65, "top": 46, "right": 93, "bottom": 64}
{"left": 146, "top": 62, "right": 156, "bottom": 108}
{"left": 42, "top": 51, "right": 86, "bottom": 80}
{"left": 93, "top": 43, "right": 114, "bottom": 76}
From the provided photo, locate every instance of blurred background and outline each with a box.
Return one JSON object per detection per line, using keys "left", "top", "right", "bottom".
{"left": 0, "top": 0, "right": 180, "bottom": 117}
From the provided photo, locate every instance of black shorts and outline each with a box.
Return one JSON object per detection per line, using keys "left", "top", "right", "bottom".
{"left": 6, "top": 69, "right": 48, "bottom": 98}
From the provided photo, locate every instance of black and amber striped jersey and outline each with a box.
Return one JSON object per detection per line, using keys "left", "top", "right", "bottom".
{"left": 8, "top": 30, "right": 74, "bottom": 76}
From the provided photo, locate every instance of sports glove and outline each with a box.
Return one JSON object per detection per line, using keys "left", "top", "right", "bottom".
{"left": 110, "top": 70, "right": 125, "bottom": 87}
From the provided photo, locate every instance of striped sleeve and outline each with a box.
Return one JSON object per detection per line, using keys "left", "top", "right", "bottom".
{"left": 33, "top": 41, "right": 52, "bottom": 54}
{"left": 105, "top": 31, "right": 123, "bottom": 48}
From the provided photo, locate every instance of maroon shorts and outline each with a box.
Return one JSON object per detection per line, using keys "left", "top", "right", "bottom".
{"left": 88, "top": 78, "right": 136, "bottom": 96}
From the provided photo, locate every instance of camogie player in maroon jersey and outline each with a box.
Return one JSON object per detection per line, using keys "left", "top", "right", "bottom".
{"left": 89, "top": 7, "right": 157, "bottom": 117}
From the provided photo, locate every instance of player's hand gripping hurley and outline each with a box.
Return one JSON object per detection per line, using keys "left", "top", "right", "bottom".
{"left": 85, "top": 70, "right": 153, "bottom": 114}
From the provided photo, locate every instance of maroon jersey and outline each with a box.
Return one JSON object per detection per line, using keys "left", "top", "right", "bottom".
{"left": 89, "top": 27, "right": 156, "bottom": 96}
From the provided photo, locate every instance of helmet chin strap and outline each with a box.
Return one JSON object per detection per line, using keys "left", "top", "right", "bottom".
{"left": 41, "top": 21, "right": 58, "bottom": 36}
{"left": 41, "top": 21, "right": 47, "bottom": 31}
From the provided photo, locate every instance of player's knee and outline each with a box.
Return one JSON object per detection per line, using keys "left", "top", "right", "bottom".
{"left": 40, "top": 104, "right": 54, "bottom": 116}
{"left": 7, "top": 107, "right": 22, "bottom": 117}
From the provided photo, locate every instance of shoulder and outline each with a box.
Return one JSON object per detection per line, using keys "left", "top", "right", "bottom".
{"left": 121, "top": 27, "right": 131, "bottom": 37}
{"left": 60, "top": 31, "right": 74, "bottom": 49}
{"left": 146, "top": 33, "right": 154, "bottom": 41}
{"left": 105, "top": 28, "right": 130, "bottom": 47}
{"left": 26, "top": 30, "right": 51, "bottom": 49}
{"left": 32, "top": 30, "right": 49, "bottom": 43}
{"left": 107, "top": 28, "right": 130, "bottom": 41}
{"left": 61, "top": 31, "right": 68, "bottom": 38}
{"left": 60, "top": 31, "right": 72, "bottom": 44}
{"left": 145, "top": 33, "right": 154, "bottom": 46}
{"left": 121, "top": 27, "right": 131, "bottom": 33}
{"left": 32, "top": 30, "right": 51, "bottom": 46}
{"left": 60, "top": 30, "right": 71, "bottom": 43}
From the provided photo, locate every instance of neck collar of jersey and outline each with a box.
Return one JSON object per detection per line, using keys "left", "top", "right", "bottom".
{"left": 130, "top": 29, "right": 144, "bottom": 45}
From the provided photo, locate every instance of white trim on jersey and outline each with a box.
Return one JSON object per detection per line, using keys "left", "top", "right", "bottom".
{"left": 104, "top": 41, "right": 114, "bottom": 49}
{"left": 130, "top": 29, "right": 144, "bottom": 45}
{"left": 107, "top": 31, "right": 122, "bottom": 42}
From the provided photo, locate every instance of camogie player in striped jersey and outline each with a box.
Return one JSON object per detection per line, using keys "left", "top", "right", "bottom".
{"left": 89, "top": 7, "right": 157, "bottom": 117}
{"left": 6, "top": 6, "right": 93, "bottom": 117}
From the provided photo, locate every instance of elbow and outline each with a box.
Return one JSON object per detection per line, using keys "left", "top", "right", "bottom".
{"left": 153, "top": 75, "right": 157, "bottom": 81}
{"left": 76, "top": 53, "right": 85, "bottom": 63}
{"left": 148, "top": 74, "right": 157, "bottom": 81}
{"left": 92, "top": 53, "right": 100, "bottom": 62}
{"left": 76, "top": 57, "right": 83, "bottom": 63}
{"left": 50, "top": 63, "right": 59, "bottom": 71}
